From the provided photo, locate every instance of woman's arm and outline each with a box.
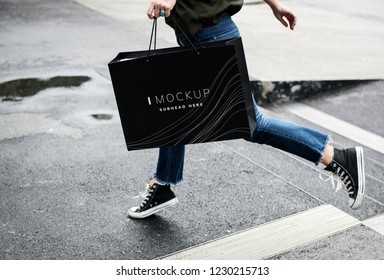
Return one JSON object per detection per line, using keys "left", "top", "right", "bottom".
{"left": 264, "top": 0, "right": 297, "bottom": 30}
{"left": 145, "top": 0, "right": 296, "bottom": 31}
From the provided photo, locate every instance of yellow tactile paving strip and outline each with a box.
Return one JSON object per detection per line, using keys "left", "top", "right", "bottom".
{"left": 160, "top": 205, "right": 361, "bottom": 260}
{"left": 363, "top": 214, "right": 384, "bottom": 236}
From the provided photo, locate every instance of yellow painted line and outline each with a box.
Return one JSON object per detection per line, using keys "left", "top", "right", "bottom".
{"left": 160, "top": 205, "right": 360, "bottom": 260}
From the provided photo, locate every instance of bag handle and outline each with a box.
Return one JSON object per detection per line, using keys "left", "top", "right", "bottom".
{"left": 147, "top": 18, "right": 158, "bottom": 59}
{"left": 169, "top": 15, "right": 204, "bottom": 53}
{"left": 147, "top": 16, "right": 203, "bottom": 59}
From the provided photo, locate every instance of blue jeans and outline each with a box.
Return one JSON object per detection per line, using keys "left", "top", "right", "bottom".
{"left": 154, "top": 14, "right": 330, "bottom": 185}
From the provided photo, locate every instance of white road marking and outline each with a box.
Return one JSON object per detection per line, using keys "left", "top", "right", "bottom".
{"left": 283, "top": 102, "right": 384, "bottom": 154}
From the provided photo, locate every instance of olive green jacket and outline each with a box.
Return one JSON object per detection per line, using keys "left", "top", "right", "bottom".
{"left": 165, "top": 0, "right": 243, "bottom": 35}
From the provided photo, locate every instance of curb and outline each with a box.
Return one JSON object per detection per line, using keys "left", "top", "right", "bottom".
{"left": 250, "top": 79, "right": 379, "bottom": 104}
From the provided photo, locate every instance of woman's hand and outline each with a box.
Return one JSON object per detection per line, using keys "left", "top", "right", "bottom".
{"left": 147, "top": 0, "right": 177, "bottom": 19}
{"left": 264, "top": 0, "right": 297, "bottom": 30}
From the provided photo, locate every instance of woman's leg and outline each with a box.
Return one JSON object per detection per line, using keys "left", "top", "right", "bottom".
{"left": 247, "top": 98, "right": 365, "bottom": 209}
{"left": 247, "top": 99, "right": 331, "bottom": 165}
{"left": 154, "top": 145, "right": 185, "bottom": 185}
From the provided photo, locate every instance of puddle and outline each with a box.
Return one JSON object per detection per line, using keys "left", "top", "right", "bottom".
{"left": 90, "top": 114, "right": 113, "bottom": 120}
{"left": 0, "top": 76, "right": 91, "bottom": 102}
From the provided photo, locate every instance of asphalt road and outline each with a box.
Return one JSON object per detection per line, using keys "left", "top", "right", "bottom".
{"left": 1, "top": 0, "right": 383, "bottom": 263}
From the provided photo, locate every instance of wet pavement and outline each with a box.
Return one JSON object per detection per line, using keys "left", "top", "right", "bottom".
{"left": 0, "top": 76, "right": 90, "bottom": 102}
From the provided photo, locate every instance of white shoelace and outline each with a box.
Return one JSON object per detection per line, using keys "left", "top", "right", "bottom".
{"left": 319, "top": 167, "right": 353, "bottom": 194}
{"left": 133, "top": 185, "right": 154, "bottom": 208}
{"left": 133, "top": 178, "right": 158, "bottom": 199}
{"left": 132, "top": 179, "right": 160, "bottom": 209}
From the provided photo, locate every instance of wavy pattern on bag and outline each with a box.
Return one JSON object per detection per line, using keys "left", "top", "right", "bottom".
{"left": 182, "top": 75, "right": 248, "bottom": 144}
{"left": 124, "top": 54, "right": 238, "bottom": 148}
{"left": 126, "top": 54, "right": 250, "bottom": 150}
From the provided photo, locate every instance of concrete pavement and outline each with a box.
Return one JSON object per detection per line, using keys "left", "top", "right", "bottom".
{"left": 75, "top": 0, "right": 384, "bottom": 81}
{"left": 75, "top": 0, "right": 384, "bottom": 103}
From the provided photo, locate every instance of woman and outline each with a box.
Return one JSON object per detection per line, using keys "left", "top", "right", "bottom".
{"left": 128, "top": 0, "right": 365, "bottom": 219}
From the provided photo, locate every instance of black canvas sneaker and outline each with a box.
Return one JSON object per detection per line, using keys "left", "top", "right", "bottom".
{"left": 128, "top": 178, "right": 178, "bottom": 219}
{"left": 322, "top": 147, "right": 365, "bottom": 210}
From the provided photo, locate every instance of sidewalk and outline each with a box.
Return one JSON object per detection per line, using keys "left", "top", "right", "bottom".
{"left": 74, "top": 0, "right": 384, "bottom": 103}
{"left": 75, "top": 0, "right": 384, "bottom": 81}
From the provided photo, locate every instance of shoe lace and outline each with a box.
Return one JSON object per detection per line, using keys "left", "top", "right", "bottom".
{"left": 133, "top": 178, "right": 157, "bottom": 198}
{"left": 319, "top": 167, "right": 353, "bottom": 194}
{"left": 133, "top": 180, "right": 156, "bottom": 208}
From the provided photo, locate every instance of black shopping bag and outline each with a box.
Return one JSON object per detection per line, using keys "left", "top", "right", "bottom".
{"left": 108, "top": 33, "right": 256, "bottom": 151}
